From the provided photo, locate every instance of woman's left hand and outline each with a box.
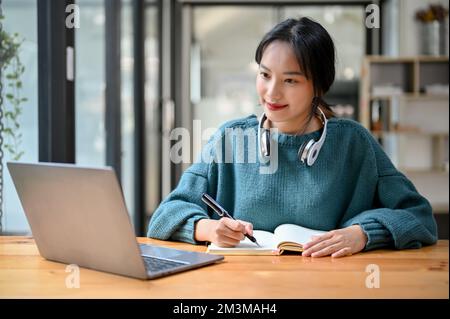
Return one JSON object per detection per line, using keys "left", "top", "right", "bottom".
{"left": 302, "top": 225, "right": 368, "bottom": 258}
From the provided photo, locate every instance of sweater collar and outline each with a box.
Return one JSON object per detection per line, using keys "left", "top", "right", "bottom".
{"left": 250, "top": 114, "right": 328, "bottom": 146}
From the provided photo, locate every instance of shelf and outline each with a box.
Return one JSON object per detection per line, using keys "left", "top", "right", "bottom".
{"left": 366, "top": 55, "right": 449, "bottom": 63}
{"left": 404, "top": 94, "right": 449, "bottom": 101}
{"left": 371, "top": 130, "right": 449, "bottom": 138}
{"left": 370, "top": 93, "right": 448, "bottom": 101}
{"left": 361, "top": 56, "right": 449, "bottom": 219}
{"left": 402, "top": 169, "right": 449, "bottom": 175}
{"left": 432, "top": 204, "right": 449, "bottom": 214}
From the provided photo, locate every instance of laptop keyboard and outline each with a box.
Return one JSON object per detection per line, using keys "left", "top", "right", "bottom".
{"left": 142, "top": 255, "right": 187, "bottom": 273}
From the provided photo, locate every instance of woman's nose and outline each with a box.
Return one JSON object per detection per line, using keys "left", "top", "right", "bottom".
{"left": 266, "top": 81, "right": 282, "bottom": 101}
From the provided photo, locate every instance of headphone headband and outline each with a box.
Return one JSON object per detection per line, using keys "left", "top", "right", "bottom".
{"left": 315, "top": 107, "right": 328, "bottom": 148}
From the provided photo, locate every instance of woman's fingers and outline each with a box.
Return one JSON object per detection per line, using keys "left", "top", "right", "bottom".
{"left": 222, "top": 217, "right": 245, "bottom": 233}
{"left": 237, "top": 219, "right": 254, "bottom": 236}
{"left": 331, "top": 247, "right": 353, "bottom": 258}
{"left": 216, "top": 236, "right": 242, "bottom": 247}
{"left": 302, "top": 235, "right": 339, "bottom": 257}
{"left": 213, "top": 218, "right": 256, "bottom": 247}
{"left": 310, "top": 243, "right": 342, "bottom": 257}
{"left": 221, "top": 217, "right": 254, "bottom": 237}
{"left": 218, "top": 226, "right": 245, "bottom": 241}
{"left": 303, "top": 231, "right": 334, "bottom": 250}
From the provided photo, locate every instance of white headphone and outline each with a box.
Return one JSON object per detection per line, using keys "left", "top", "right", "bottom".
{"left": 258, "top": 105, "right": 328, "bottom": 166}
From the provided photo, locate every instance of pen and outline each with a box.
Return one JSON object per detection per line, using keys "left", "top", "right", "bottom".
{"left": 201, "top": 193, "right": 260, "bottom": 247}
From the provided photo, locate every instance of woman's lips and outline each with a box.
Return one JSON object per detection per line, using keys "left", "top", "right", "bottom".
{"left": 266, "top": 102, "right": 288, "bottom": 111}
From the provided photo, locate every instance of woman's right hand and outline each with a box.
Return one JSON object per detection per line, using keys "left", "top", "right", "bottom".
{"left": 195, "top": 217, "right": 254, "bottom": 247}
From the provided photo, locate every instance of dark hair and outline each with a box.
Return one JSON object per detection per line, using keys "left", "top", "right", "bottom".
{"left": 255, "top": 17, "right": 336, "bottom": 119}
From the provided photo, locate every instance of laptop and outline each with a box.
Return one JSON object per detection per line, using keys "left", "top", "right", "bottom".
{"left": 7, "top": 162, "right": 224, "bottom": 280}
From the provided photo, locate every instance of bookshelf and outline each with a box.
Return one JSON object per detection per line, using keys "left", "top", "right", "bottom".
{"left": 360, "top": 56, "right": 449, "bottom": 218}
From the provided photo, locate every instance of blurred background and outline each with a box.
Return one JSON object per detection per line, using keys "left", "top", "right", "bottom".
{"left": 0, "top": 0, "right": 448, "bottom": 238}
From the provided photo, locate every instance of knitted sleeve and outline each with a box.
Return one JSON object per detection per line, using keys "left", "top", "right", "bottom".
{"left": 146, "top": 131, "right": 222, "bottom": 244}
{"left": 342, "top": 129, "right": 438, "bottom": 250}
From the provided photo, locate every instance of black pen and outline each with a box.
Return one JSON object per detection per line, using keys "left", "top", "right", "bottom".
{"left": 201, "top": 193, "right": 260, "bottom": 247}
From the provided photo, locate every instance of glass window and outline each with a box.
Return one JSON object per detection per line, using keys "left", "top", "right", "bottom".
{"left": 75, "top": 0, "right": 106, "bottom": 167}
{"left": 191, "top": 6, "right": 276, "bottom": 140}
{"left": 1, "top": 0, "right": 38, "bottom": 235}
{"left": 282, "top": 6, "right": 365, "bottom": 120}
{"left": 144, "top": 2, "right": 160, "bottom": 228}
{"left": 121, "top": 0, "right": 135, "bottom": 222}
{"left": 282, "top": 6, "right": 365, "bottom": 81}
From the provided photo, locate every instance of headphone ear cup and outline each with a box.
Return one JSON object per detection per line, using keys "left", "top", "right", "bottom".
{"left": 297, "top": 140, "right": 308, "bottom": 164}
{"left": 260, "top": 129, "right": 270, "bottom": 157}
{"left": 298, "top": 139, "right": 314, "bottom": 165}
{"left": 306, "top": 143, "right": 319, "bottom": 166}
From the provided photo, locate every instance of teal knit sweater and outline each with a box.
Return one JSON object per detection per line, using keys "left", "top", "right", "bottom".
{"left": 147, "top": 115, "right": 438, "bottom": 251}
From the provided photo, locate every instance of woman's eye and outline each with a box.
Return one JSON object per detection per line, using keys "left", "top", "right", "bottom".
{"left": 285, "top": 79, "right": 297, "bottom": 84}
{"left": 260, "top": 72, "right": 270, "bottom": 79}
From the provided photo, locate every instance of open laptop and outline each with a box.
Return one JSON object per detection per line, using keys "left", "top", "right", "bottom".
{"left": 7, "top": 162, "right": 224, "bottom": 280}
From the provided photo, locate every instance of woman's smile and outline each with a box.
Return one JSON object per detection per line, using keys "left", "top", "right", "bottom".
{"left": 265, "top": 101, "right": 288, "bottom": 111}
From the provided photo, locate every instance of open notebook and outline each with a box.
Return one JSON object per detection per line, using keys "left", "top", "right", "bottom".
{"left": 207, "top": 224, "right": 326, "bottom": 255}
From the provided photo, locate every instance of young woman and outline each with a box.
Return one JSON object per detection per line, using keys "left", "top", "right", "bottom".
{"left": 147, "top": 17, "right": 437, "bottom": 257}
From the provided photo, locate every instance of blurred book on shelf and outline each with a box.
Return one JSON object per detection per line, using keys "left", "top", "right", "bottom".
{"left": 326, "top": 80, "right": 358, "bottom": 120}
{"left": 331, "top": 104, "right": 355, "bottom": 119}
{"left": 425, "top": 84, "right": 449, "bottom": 95}
{"left": 372, "top": 84, "right": 403, "bottom": 96}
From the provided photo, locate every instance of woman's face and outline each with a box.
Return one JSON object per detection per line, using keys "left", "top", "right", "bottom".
{"left": 256, "top": 40, "right": 315, "bottom": 134}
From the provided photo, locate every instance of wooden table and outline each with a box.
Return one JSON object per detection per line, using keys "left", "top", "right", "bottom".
{"left": 0, "top": 236, "right": 448, "bottom": 298}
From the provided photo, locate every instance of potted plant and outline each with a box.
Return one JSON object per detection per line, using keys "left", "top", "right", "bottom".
{"left": 415, "top": 4, "right": 449, "bottom": 56}
{"left": 0, "top": 5, "right": 27, "bottom": 234}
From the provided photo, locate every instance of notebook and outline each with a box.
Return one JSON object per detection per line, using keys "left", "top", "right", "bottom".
{"left": 207, "top": 224, "right": 326, "bottom": 255}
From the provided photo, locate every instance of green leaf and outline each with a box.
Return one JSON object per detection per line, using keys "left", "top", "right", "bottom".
{"left": 6, "top": 93, "right": 14, "bottom": 100}
{"left": 4, "top": 145, "right": 13, "bottom": 152}
{"left": 14, "top": 152, "right": 25, "bottom": 161}
{"left": 21, "top": 97, "right": 28, "bottom": 102}
{"left": 3, "top": 128, "right": 14, "bottom": 136}
{"left": 16, "top": 81, "right": 22, "bottom": 88}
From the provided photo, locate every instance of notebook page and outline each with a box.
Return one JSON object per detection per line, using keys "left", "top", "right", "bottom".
{"left": 273, "top": 224, "right": 326, "bottom": 246}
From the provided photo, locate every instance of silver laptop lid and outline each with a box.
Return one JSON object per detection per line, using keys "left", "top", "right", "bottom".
{"left": 7, "top": 162, "right": 148, "bottom": 279}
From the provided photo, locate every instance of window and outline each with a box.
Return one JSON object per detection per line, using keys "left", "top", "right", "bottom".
{"left": 144, "top": 1, "right": 160, "bottom": 229}
{"left": 191, "top": 6, "right": 275, "bottom": 155}
{"left": 282, "top": 6, "right": 365, "bottom": 81}
{"left": 1, "top": 0, "right": 38, "bottom": 234}
{"left": 121, "top": 0, "right": 135, "bottom": 224}
{"left": 75, "top": 0, "right": 106, "bottom": 167}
